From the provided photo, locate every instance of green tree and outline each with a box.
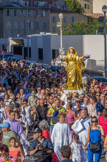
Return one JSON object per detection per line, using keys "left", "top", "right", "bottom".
{"left": 64, "top": 0, "right": 85, "bottom": 13}
{"left": 63, "top": 18, "right": 102, "bottom": 35}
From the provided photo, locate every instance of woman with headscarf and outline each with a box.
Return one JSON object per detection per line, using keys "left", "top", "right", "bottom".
{"left": 61, "top": 47, "right": 89, "bottom": 90}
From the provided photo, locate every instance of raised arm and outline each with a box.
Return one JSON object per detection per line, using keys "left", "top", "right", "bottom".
{"left": 79, "top": 54, "right": 89, "bottom": 61}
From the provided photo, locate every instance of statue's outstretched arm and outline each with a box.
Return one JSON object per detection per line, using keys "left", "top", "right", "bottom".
{"left": 60, "top": 56, "right": 68, "bottom": 62}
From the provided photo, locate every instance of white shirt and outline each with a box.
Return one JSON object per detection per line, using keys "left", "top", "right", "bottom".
{"left": 71, "top": 141, "right": 83, "bottom": 162}
{"left": 51, "top": 122, "right": 72, "bottom": 161}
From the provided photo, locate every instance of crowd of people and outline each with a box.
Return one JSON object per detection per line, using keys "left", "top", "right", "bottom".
{"left": 0, "top": 59, "right": 106, "bottom": 162}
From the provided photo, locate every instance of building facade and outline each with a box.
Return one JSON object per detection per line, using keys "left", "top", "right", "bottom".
{"left": 23, "top": 0, "right": 67, "bottom": 9}
{"left": 0, "top": 4, "right": 50, "bottom": 38}
{"left": 93, "top": 0, "right": 107, "bottom": 14}
{"left": 0, "top": 4, "right": 88, "bottom": 38}
{"left": 78, "top": 0, "right": 107, "bottom": 14}
{"left": 50, "top": 11, "right": 88, "bottom": 34}
{"left": 78, "top": 0, "right": 93, "bottom": 13}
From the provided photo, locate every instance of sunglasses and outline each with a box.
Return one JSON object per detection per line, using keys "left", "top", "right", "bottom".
{"left": 92, "top": 120, "right": 97, "bottom": 123}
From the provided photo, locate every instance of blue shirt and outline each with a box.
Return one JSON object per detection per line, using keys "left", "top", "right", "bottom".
{"left": 29, "top": 138, "right": 54, "bottom": 153}
{"left": 96, "top": 102, "right": 104, "bottom": 113}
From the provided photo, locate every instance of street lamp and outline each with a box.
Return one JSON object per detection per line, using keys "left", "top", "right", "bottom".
{"left": 102, "top": 5, "right": 107, "bottom": 77}
{"left": 57, "top": 13, "right": 65, "bottom": 58}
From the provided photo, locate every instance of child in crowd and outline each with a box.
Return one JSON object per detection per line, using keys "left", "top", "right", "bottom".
{"left": 71, "top": 134, "right": 84, "bottom": 162}
{"left": 9, "top": 137, "right": 24, "bottom": 162}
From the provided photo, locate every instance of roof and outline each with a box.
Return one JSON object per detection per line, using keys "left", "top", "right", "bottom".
{"left": 85, "top": 13, "right": 104, "bottom": 19}
{"left": 0, "top": 2, "right": 50, "bottom": 10}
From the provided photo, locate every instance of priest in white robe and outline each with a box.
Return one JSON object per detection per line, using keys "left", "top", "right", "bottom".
{"left": 51, "top": 113, "right": 72, "bottom": 161}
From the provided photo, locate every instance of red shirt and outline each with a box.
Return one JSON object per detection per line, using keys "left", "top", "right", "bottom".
{"left": 42, "top": 129, "right": 51, "bottom": 141}
{"left": 98, "top": 116, "right": 107, "bottom": 136}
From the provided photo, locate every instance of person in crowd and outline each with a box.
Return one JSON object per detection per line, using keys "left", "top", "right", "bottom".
{"left": 14, "top": 111, "right": 30, "bottom": 155}
{"left": 61, "top": 146, "right": 72, "bottom": 162}
{"left": 88, "top": 96, "right": 98, "bottom": 117}
{"left": 19, "top": 89, "right": 25, "bottom": 102}
{"left": 0, "top": 144, "right": 16, "bottom": 162}
{"left": 96, "top": 93, "right": 105, "bottom": 115}
{"left": 51, "top": 113, "right": 72, "bottom": 161}
{"left": 29, "top": 128, "right": 53, "bottom": 162}
{"left": 65, "top": 103, "right": 76, "bottom": 136}
{"left": 81, "top": 97, "right": 89, "bottom": 109}
{"left": 104, "top": 135, "right": 107, "bottom": 160}
{"left": 9, "top": 137, "right": 24, "bottom": 162}
{"left": 3, "top": 102, "right": 12, "bottom": 119}
{"left": 16, "top": 93, "right": 22, "bottom": 104}
{"left": 95, "top": 93, "right": 101, "bottom": 103}
{"left": 71, "top": 134, "right": 84, "bottom": 162}
{"left": 20, "top": 99, "right": 31, "bottom": 137}
{"left": 36, "top": 99, "right": 48, "bottom": 123}
{"left": 39, "top": 120, "right": 59, "bottom": 162}
{"left": 4, "top": 111, "right": 23, "bottom": 137}
{"left": 47, "top": 99, "right": 66, "bottom": 135}
{"left": 84, "top": 116, "right": 104, "bottom": 162}
{"left": 0, "top": 122, "right": 16, "bottom": 147}
{"left": 35, "top": 87, "right": 41, "bottom": 98}
{"left": 72, "top": 109, "right": 91, "bottom": 145}
{"left": 72, "top": 109, "right": 91, "bottom": 161}
{"left": 73, "top": 99, "right": 81, "bottom": 116}
{"left": 39, "top": 119, "right": 51, "bottom": 140}
{"left": 98, "top": 109, "right": 107, "bottom": 141}
{"left": 28, "top": 90, "right": 37, "bottom": 107}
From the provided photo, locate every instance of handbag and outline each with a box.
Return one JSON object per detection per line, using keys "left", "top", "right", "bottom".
{"left": 89, "top": 141, "right": 101, "bottom": 152}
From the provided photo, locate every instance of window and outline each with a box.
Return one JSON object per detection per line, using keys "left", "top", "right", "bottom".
{"left": 21, "top": 22, "right": 24, "bottom": 29}
{"left": 52, "top": 49, "right": 59, "bottom": 59}
{"left": 13, "top": 46, "right": 22, "bottom": 55}
{"left": 28, "top": 22, "right": 33, "bottom": 29}
{"left": 7, "top": 21, "right": 11, "bottom": 28}
{"left": 31, "top": 10, "right": 33, "bottom": 16}
{"left": 7, "top": 10, "right": 10, "bottom": 16}
{"left": 52, "top": 16, "right": 57, "bottom": 23}
{"left": 25, "top": 2, "right": 27, "bottom": 6}
{"left": 21, "top": 10, "right": 25, "bottom": 16}
{"left": 84, "top": 4, "right": 90, "bottom": 9}
{"left": 52, "top": 27, "right": 56, "bottom": 33}
{"left": 38, "top": 48, "right": 43, "bottom": 60}
{"left": 71, "top": 16, "right": 75, "bottom": 23}
{"left": 14, "top": 22, "right": 17, "bottom": 29}
{"left": 43, "top": 22, "right": 46, "bottom": 30}
{"left": 63, "top": 16, "right": 66, "bottom": 22}
{"left": 36, "top": 22, "right": 39, "bottom": 29}
{"left": 42, "top": 10, "right": 46, "bottom": 17}
{"left": 27, "top": 10, "right": 30, "bottom": 16}
{"left": 29, "top": 48, "right": 31, "bottom": 58}
{"left": 36, "top": 11, "right": 39, "bottom": 16}
{"left": 29, "top": 1, "right": 31, "bottom": 6}
{"left": 14, "top": 10, "right": 17, "bottom": 16}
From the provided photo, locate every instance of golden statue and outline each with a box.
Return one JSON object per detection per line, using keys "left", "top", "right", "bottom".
{"left": 61, "top": 47, "right": 89, "bottom": 90}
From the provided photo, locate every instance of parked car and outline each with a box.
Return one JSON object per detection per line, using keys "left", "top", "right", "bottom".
{"left": 8, "top": 57, "right": 22, "bottom": 63}
{"left": 0, "top": 53, "right": 13, "bottom": 60}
